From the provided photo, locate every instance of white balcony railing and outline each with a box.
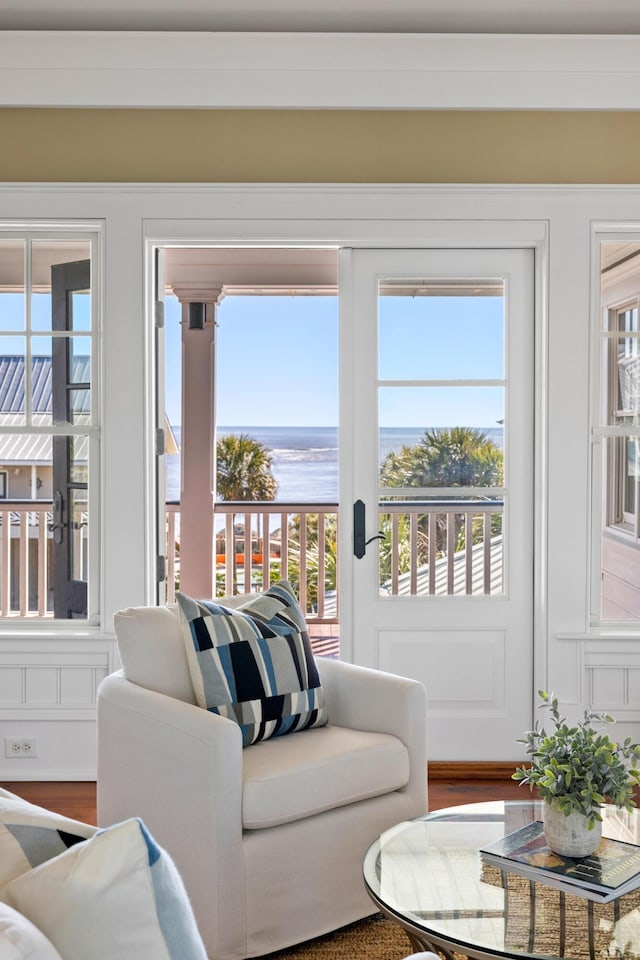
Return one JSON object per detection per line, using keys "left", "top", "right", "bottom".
{"left": 165, "top": 498, "right": 504, "bottom": 617}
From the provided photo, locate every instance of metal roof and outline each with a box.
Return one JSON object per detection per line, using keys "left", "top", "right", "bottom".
{"left": 0, "top": 356, "right": 90, "bottom": 465}
{"left": 0, "top": 355, "right": 90, "bottom": 414}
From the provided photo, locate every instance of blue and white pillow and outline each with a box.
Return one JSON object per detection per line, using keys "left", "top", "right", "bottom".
{"left": 0, "top": 789, "right": 96, "bottom": 888}
{"left": 0, "top": 818, "right": 207, "bottom": 960}
{"left": 177, "top": 580, "right": 328, "bottom": 746}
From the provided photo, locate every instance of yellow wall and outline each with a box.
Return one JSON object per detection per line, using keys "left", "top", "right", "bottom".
{"left": 2, "top": 109, "right": 640, "bottom": 183}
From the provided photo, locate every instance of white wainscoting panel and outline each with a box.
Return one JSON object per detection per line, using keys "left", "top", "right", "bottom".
{"left": 0, "top": 637, "right": 116, "bottom": 779}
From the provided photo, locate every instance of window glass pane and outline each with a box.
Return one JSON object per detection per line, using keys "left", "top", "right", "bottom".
{"left": 379, "top": 283, "right": 504, "bottom": 381}
{"left": 0, "top": 433, "right": 51, "bottom": 500}
{"left": 0, "top": 242, "right": 25, "bottom": 333}
{"left": 0, "top": 337, "right": 26, "bottom": 426}
{"left": 598, "top": 244, "right": 640, "bottom": 624}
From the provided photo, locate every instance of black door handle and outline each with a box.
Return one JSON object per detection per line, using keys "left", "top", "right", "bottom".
{"left": 353, "top": 499, "right": 386, "bottom": 558}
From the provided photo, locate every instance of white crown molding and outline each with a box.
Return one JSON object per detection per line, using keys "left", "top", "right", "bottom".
{"left": 2, "top": 31, "right": 640, "bottom": 109}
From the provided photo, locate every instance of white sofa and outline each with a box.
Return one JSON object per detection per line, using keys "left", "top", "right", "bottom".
{"left": 97, "top": 599, "right": 428, "bottom": 960}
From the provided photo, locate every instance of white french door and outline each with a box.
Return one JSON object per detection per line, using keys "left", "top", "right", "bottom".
{"left": 340, "top": 248, "right": 534, "bottom": 760}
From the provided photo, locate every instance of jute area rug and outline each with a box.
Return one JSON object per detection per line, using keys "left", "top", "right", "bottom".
{"left": 261, "top": 914, "right": 416, "bottom": 960}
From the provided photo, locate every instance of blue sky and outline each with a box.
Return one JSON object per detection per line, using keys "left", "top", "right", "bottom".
{"left": 165, "top": 291, "right": 504, "bottom": 430}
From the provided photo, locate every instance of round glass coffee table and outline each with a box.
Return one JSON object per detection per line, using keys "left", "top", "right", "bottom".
{"left": 363, "top": 800, "right": 640, "bottom": 960}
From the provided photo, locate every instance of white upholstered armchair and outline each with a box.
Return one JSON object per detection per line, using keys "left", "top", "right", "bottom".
{"left": 97, "top": 599, "right": 428, "bottom": 960}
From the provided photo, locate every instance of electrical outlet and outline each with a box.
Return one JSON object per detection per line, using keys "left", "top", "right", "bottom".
{"left": 4, "top": 737, "right": 38, "bottom": 758}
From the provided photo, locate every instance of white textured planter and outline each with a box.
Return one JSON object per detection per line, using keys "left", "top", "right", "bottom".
{"left": 543, "top": 800, "right": 602, "bottom": 857}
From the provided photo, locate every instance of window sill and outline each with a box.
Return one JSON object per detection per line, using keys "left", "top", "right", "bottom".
{"left": 557, "top": 630, "right": 640, "bottom": 641}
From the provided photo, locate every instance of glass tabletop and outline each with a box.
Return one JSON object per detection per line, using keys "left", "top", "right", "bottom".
{"left": 362, "top": 800, "right": 640, "bottom": 960}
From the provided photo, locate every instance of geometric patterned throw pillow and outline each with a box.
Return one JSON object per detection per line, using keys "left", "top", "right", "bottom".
{"left": 0, "top": 788, "right": 96, "bottom": 888}
{"left": 0, "top": 818, "right": 208, "bottom": 960}
{"left": 176, "top": 580, "right": 328, "bottom": 746}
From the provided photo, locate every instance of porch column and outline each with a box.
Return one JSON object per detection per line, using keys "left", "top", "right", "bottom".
{"left": 174, "top": 285, "right": 223, "bottom": 598}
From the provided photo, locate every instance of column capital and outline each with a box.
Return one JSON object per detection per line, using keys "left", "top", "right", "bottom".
{"left": 172, "top": 284, "right": 224, "bottom": 305}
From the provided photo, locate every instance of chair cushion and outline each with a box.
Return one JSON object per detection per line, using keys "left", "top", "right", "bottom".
{"left": 0, "top": 902, "right": 64, "bottom": 960}
{"left": 0, "top": 818, "right": 207, "bottom": 960}
{"left": 241, "top": 723, "right": 409, "bottom": 828}
{"left": 177, "top": 580, "right": 328, "bottom": 746}
{"left": 0, "top": 788, "right": 96, "bottom": 888}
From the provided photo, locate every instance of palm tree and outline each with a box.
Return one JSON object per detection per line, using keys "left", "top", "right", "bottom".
{"left": 215, "top": 433, "right": 278, "bottom": 595}
{"left": 380, "top": 426, "right": 503, "bottom": 491}
{"left": 215, "top": 433, "right": 277, "bottom": 502}
{"left": 379, "top": 427, "right": 504, "bottom": 582}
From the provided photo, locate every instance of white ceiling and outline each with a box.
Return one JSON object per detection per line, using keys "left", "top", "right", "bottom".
{"left": 2, "top": 0, "right": 640, "bottom": 34}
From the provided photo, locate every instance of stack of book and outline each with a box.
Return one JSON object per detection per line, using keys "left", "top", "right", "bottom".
{"left": 480, "top": 820, "right": 640, "bottom": 903}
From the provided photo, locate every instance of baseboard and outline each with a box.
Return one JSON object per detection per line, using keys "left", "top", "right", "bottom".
{"left": 0, "top": 768, "right": 96, "bottom": 781}
{"left": 429, "top": 761, "right": 520, "bottom": 780}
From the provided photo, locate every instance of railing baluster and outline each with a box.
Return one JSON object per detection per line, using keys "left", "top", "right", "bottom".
{"left": 446, "top": 514, "right": 455, "bottom": 594}
{"left": 0, "top": 510, "right": 9, "bottom": 616}
{"left": 465, "top": 512, "right": 473, "bottom": 595}
{"left": 280, "top": 512, "right": 287, "bottom": 581}
{"left": 428, "top": 512, "right": 437, "bottom": 595}
{"left": 224, "top": 512, "right": 234, "bottom": 594}
{"left": 261, "top": 510, "right": 270, "bottom": 589}
{"left": 298, "top": 512, "right": 308, "bottom": 613}
{"left": 410, "top": 513, "right": 418, "bottom": 595}
{"left": 391, "top": 513, "right": 399, "bottom": 594}
{"left": 19, "top": 513, "right": 28, "bottom": 616}
{"left": 243, "top": 511, "right": 252, "bottom": 593}
{"left": 484, "top": 511, "right": 492, "bottom": 594}
{"left": 318, "top": 512, "right": 327, "bottom": 618}
{"left": 38, "top": 509, "right": 47, "bottom": 616}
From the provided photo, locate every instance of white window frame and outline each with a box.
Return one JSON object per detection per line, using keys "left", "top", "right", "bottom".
{"left": 0, "top": 221, "right": 103, "bottom": 628}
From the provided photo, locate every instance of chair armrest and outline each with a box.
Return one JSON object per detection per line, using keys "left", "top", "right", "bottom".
{"left": 317, "top": 658, "right": 428, "bottom": 809}
{"left": 96, "top": 669, "right": 246, "bottom": 957}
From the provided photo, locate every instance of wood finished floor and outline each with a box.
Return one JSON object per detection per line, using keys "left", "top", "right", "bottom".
{"left": 0, "top": 775, "right": 528, "bottom": 826}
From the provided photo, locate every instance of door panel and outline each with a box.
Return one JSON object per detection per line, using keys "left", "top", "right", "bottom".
{"left": 342, "top": 248, "right": 534, "bottom": 759}
{"left": 51, "top": 259, "right": 90, "bottom": 619}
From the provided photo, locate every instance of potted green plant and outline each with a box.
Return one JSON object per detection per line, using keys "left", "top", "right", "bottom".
{"left": 513, "top": 691, "right": 640, "bottom": 857}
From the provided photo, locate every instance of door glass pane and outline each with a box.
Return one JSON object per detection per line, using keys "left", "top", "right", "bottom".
{"left": 379, "top": 285, "right": 504, "bottom": 380}
{"left": 69, "top": 486, "right": 88, "bottom": 581}
{"left": 378, "top": 278, "right": 506, "bottom": 597}
{"left": 70, "top": 291, "right": 91, "bottom": 332}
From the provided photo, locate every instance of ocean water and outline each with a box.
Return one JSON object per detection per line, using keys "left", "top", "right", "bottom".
{"left": 165, "top": 425, "right": 503, "bottom": 503}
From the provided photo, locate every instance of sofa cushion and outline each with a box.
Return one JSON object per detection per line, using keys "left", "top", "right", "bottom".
{"left": 177, "top": 580, "right": 328, "bottom": 746}
{"left": 0, "top": 788, "right": 96, "bottom": 888}
{"left": 0, "top": 818, "right": 207, "bottom": 960}
{"left": 242, "top": 723, "right": 409, "bottom": 828}
{"left": 0, "top": 902, "right": 63, "bottom": 960}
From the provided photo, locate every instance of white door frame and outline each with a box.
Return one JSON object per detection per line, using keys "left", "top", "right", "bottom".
{"left": 143, "top": 215, "right": 549, "bottom": 709}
